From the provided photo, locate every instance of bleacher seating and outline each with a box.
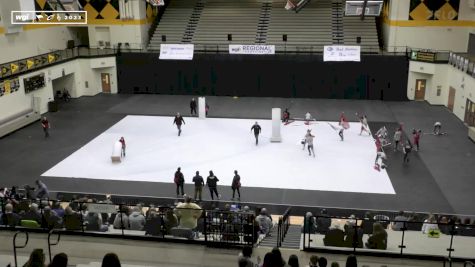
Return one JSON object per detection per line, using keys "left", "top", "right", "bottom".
{"left": 191, "top": 0, "right": 263, "bottom": 51}
{"left": 342, "top": 16, "right": 379, "bottom": 51}
{"left": 148, "top": 0, "right": 198, "bottom": 50}
{"left": 147, "top": 0, "right": 380, "bottom": 53}
{"left": 266, "top": 0, "right": 333, "bottom": 52}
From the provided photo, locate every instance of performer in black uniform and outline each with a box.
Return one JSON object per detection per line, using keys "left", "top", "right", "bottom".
{"left": 173, "top": 113, "right": 185, "bottom": 136}
{"left": 251, "top": 122, "right": 262, "bottom": 145}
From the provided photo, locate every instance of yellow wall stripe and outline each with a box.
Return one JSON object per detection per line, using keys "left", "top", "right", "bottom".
{"left": 384, "top": 19, "right": 475, "bottom": 27}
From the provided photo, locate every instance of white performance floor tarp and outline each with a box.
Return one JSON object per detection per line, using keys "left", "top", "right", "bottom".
{"left": 42, "top": 115, "right": 395, "bottom": 194}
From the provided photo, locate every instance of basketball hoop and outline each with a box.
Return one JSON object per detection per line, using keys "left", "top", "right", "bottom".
{"left": 147, "top": 0, "right": 164, "bottom": 6}
{"left": 285, "top": 0, "right": 296, "bottom": 10}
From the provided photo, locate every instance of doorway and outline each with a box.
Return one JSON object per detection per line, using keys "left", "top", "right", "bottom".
{"left": 414, "top": 79, "right": 426, "bottom": 100}
{"left": 101, "top": 73, "right": 111, "bottom": 93}
{"left": 448, "top": 87, "right": 456, "bottom": 112}
{"left": 465, "top": 98, "right": 475, "bottom": 126}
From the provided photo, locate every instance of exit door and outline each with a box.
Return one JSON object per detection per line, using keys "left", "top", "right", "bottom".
{"left": 101, "top": 73, "right": 111, "bottom": 93}
{"left": 414, "top": 79, "right": 426, "bottom": 100}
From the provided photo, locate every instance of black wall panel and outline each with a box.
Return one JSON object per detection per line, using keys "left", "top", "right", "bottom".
{"left": 117, "top": 53, "right": 409, "bottom": 101}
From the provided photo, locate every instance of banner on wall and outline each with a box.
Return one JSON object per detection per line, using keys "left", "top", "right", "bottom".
{"left": 229, "top": 45, "right": 275, "bottom": 55}
{"left": 323, "top": 45, "right": 361, "bottom": 62}
{"left": 159, "top": 44, "right": 194, "bottom": 60}
{"left": 409, "top": 0, "right": 459, "bottom": 20}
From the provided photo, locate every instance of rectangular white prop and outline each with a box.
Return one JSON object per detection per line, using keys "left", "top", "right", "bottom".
{"left": 271, "top": 108, "right": 282, "bottom": 142}
{"left": 229, "top": 45, "right": 275, "bottom": 55}
{"left": 324, "top": 45, "right": 361, "bottom": 62}
{"left": 159, "top": 44, "right": 194, "bottom": 60}
{"left": 198, "top": 97, "right": 206, "bottom": 119}
{"left": 111, "top": 141, "right": 122, "bottom": 163}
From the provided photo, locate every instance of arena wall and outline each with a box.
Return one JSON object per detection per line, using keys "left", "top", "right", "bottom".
{"left": 116, "top": 53, "right": 409, "bottom": 101}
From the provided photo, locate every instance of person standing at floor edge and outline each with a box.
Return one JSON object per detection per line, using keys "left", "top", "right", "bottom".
{"left": 190, "top": 98, "right": 197, "bottom": 116}
{"left": 174, "top": 167, "right": 185, "bottom": 197}
{"left": 193, "top": 171, "right": 205, "bottom": 201}
{"left": 231, "top": 170, "right": 241, "bottom": 200}
{"left": 173, "top": 112, "right": 185, "bottom": 136}
{"left": 206, "top": 170, "right": 220, "bottom": 200}
{"left": 41, "top": 117, "right": 50, "bottom": 138}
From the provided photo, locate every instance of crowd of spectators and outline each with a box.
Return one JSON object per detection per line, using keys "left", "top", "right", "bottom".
{"left": 302, "top": 210, "right": 475, "bottom": 250}
{"left": 237, "top": 246, "right": 358, "bottom": 267}
{"left": 21, "top": 249, "right": 121, "bottom": 267}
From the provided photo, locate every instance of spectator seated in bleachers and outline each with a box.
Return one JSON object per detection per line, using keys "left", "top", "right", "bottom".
{"left": 308, "top": 255, "right": 318, "bottom": 267}
{"left": 373, "top": 213, "right": 390, "bottom": 229}
{"left": 422, "top": 214, "right": 439, "bottom": 235}
{"left": 102, "top": 253, "right": 121, "bottom": 267}
{"left": 344, "top": 223, "right": 363, "bottom": 248}
{"left": 174, "top": 196, "right": 203, "bottom": 238}
{"left": 316, "top": 209, "right": 331, "bottom": 234}
{"left": 85, "top": 211, "right": 108, "bottom": 232}
{"left": 302, "top": 212, "right": 317, "bottom": 234}
{"left": 365, "top": 222, "right": 387, "bottom": 250}
{"left": 129, "top": 206, "right": 146, "bottom": 230}
{"left": 63, "top": 206, "right": 82, "bottom": 231}
{"left": 24, "top": 248, "right": 45, "bottom": 267}
{"left": 360, "top": 211, "right": 375, "bottom": 235}
{"left": 237, "top": 245, "right": 258, "bottom": 267}
{"left": 255, "top": 208, "right": 273, "bottom": 236}
{"left": 164, "top": 209, "right": 178, "bottom": 235}
{"left": 346, "top": 254, "right": 357, "bottom": 267}
{"left": 48, "top": 252, "right": 68, "bottom": 267}
{"left": 144, "top": 209, "right": 163, "bottom": 236}
{"left": 22, "top": 203, "right": 42, "bottom": 224}
{"left": 344, "top": 214, "right": 356, "bottom": 232}
{"left": 324, "top": 224, "right": 345, "bottom": 247}
{"left": 391, "top": 211, "right": 408, "bottom": 231}
{"left": 3, "top": 203, "right": 21, "bottom": 226}
{"left": 52, "top": 201, "right": 65, "bottom": 218}
{"left": 42, "top": 206, "right": 62, "bottom": 229}
{"left": 406, "top": 212, "right": 424, "bottom": 231}
{"left": 113, "top": 206, "right": 130, "bottom": 229}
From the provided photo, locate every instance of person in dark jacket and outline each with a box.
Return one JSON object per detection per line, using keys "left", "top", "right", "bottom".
{"left": 323, "top": 224, "right": 345, "bottom": 247}
{"left": 231, "top": 170, "right": 241, "bottom": 200}
{"left": 403, "top": 141, "right": 412, "bottom": 164}
{"left": 174, "top": 167, "right": 185, "bottom": 197}
{"left": 344, "top": 225, "right": 363, "bottom": 248}
{"left": 3, "top": 203, "right": 21, "bottom": 226}
{"left": 251, "top": 122, "right": 262, "bottom": 145}
{"left": 173, "top": 113, "right": 185, "bottom": 136}
{"left": 192, "top": 171, "right": 205, "bottom": 201}
{"left": 22, "top": 203, "right": 42, "bottom": 223}
{"left": 190, "top": 98, "right": 197, "bottom": 116}
{"left": 41, "top": 117, "right": 50, "bottom": 138}
{"left": 316, "top": 209, "right": 331, "bottom": 234}
{"left": 365, "top": 222, "right": 387, "bottom": 250}
{"left": 206, "top": 170, "right": 220, "bottom": 200}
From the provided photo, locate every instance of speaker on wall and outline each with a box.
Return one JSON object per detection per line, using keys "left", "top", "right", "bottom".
{"left": 227, "top": 34, "right": 232, "bottom": 41}
{"left": 356, "top": 36, "right": 361, "bottom": 44}
{"left": 162, "top": 35, "right": 166, "bottom": 42}
{"left": 283, "top": 34, "right": 287, "bottom": 42}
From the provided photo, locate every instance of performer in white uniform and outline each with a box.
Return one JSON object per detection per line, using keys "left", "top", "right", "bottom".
{"left": 304, "top": 129, "right": 315, "bottom": 157}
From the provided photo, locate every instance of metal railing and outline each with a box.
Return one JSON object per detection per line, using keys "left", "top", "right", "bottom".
{"left": 276, "top": 207, "right": 291, "bottom": 247}
{"left": 302, "top": 214, "right": 475, "bottom": 262}
{"left": 13, "top": 231, "right": 29, "bottom": 267}
{"left": 47, "top": 230, "right": 61, "bottom": 262}
{"left": 0, "top": 197, "right": 258, "bottom": 248}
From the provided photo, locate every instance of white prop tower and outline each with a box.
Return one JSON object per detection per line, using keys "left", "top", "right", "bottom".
{"left": 198, "top": 97, "right": 206, "bottom": 119}
{"left": 270, "top": 108, "right": 282, "bottom": 142}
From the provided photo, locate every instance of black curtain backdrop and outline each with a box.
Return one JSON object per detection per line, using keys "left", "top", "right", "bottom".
{"left": 117, "top": 53, "right": 409, "bottom": 101}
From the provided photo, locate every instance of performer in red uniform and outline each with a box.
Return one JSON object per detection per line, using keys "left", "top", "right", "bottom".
{"left": 119, "top": 137, "right": 126, "bottom": 157}
{"left": 412, "top": 129, "right": 421, "bottom": 151}
{"left": 339, "top": 112, "right": 349, "bottom": 129}
{"left": 41, "top": 117, "right": 50, "bottom": 138}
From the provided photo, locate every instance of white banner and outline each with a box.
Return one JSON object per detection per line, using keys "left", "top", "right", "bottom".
{"left": 229, "top": 45, "right": 275, "bottom": 55}
{"left": 159, "top": 44, "right": 194, "bottom": 60}
{"left": 324, "top": 45, "right": 361, "bottom": 62}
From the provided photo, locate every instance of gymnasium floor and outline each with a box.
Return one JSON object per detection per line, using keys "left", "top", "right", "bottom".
{"left": 1, "top": 94, "right": 474, "bottom": 214}
{"left": 42, "top": 115, "right": 395, "bottom": 194}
